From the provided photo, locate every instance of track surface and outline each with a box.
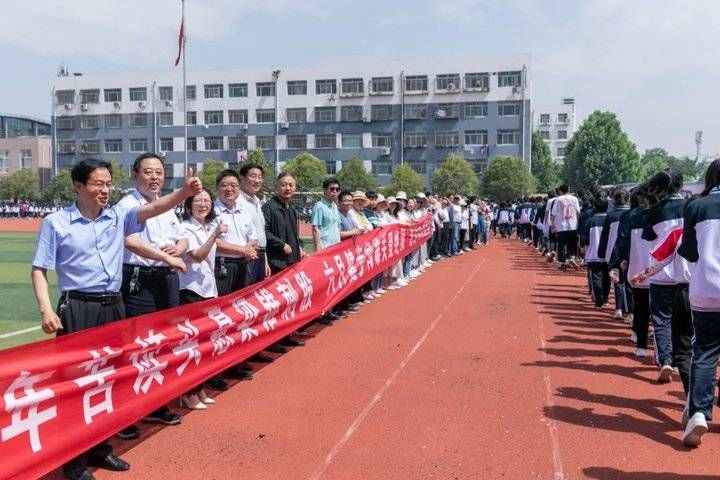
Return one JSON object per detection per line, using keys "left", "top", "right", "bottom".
{"left": 44, "top": 239, "right": 720, "bottom": 479}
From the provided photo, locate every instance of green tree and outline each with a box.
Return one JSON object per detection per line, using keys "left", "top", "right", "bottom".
{"left": 562, "top": 111, "right": 641, "bottom": 189}
{"left": 384, "top": 164, "right": 425, "bottom": 197}
{"left": 0, "top": 168, "right": 40, "bottom": 201}
{"left": 109, "top": 160, "right": 131, "bottom": 204}
{"left": 282, "top": 153, "right": 327, "bottom": 191}
{"left": 42, "top": 169, "right": 75, "bottom": 203}
{"left": 335, "top": 157, "right": 378, "bottom": 191}
{"left": 668, "top": 155, "right": 706, "bottom": 182}
{"left": 531, "top": 130, "right": 561, "bottom": 192}
{"left": 199, "top": 159, "right": 227, "bottom": 195}
{"left": 640, "top": 148, "right": 671, "bottom": 181}
{"left": 481, "top": 155, "right": 537, "bottom": 201}
{"left": 430, "top": 153, "right": 479, "bottom": 196}
{"left": 245, "top": 147, "right": 277, "bottom": 194}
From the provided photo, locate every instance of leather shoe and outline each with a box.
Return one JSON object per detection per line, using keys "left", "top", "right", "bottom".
{"left": 265, "top": 343, "right": 289, "bottom": 354}
{"left": 143, "top": 406, "right": 181, "bottom": 426}
{"left": 62, "top": 468, "right": 96, "bottom": 480}
{"left": 253, "top": 353, "right": 274, "bottom": 363}
{"left": 293, "top": 330, "right": 312, "bottom": 337}
{"left": 224, "top": 367, "right": 253, "bottom": 380}
{"left": 206, "top": 376, "right": 229, "bottom": 391}
{"left": 87, "top": 453, "right": 130, "bottom": 472}
{"left": 281, "top": 337, "right": 305, "bottom": 347}
{"left": 116, "top": 424, "right": 140, "bottom": 440}
{"left": 317, "top": 316, "right": 334, "bottom": 325}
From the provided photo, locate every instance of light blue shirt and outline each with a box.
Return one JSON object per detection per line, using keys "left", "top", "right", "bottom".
{"left": 32, "top": 203, "right": 142, "bottom": 293}
{"left": 311, "top": 197, "right": 340, "bottom": 249}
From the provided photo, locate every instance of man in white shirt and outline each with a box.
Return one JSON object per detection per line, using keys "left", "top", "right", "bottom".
{"left": 550, "top": 184, "right": 581, "bottom": 269}
{"left": 237, "top": 163, "right": 271, "bottom": 287}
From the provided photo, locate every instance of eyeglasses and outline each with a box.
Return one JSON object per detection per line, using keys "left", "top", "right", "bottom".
{"left": 328, "top": 187, "right": 340, "bottom": 192}
{"left": 87, "top": 181, "right": 113, "bottom": 190}
{"left": 219, "top": 183, "right": 240, "bottom": 190}
{"left": 191, "top": 199, "right": 212, "bottom": 205}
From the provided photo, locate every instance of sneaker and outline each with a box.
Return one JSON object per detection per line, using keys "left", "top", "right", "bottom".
{"left": 614, "top": 309, "right": 623, "bottom": 320}
{"left": 630, "top": 332, "right": 638, "bottom": 344}
{"left": 116, "top": 425, "right": 140, "bottom": 440}
{"left": 375, "top": 289, "right": 386, "bottom": 296}
{"left": 682, "top": 412, "right": 708, "bottom": 447}
{"left": 634, "top": 348, "right": 647, "bottom": 358}
{"left": 682, "top": 405, "right": 689, "bottom": 428}
{"left": 658, "top": 364, "right": 674, "bottom": 383}
{"left": 626, "top": 313, "right": 634, "bottom": 325}
{"left": 143, "top": 407, "right": 182, "bottom": 426}
{"left": 397, "top": 279, "right": 409, "bottom": 287}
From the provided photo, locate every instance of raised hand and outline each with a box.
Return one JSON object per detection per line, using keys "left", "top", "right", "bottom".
{"left": 214, "top": 221, "right": 228, "bottom": 238}
{"left": 184, "top": 168, "right": 203, "bottom": 195}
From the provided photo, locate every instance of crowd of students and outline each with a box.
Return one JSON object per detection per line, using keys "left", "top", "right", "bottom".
{"left": 497, "top": 159, "right": 720, "bottom": 448}
{"left": 0, "top": 201, "right": 62, "bottom": 218}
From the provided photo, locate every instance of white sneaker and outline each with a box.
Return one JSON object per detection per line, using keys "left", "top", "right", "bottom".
{"left": 409, "top": 270, "right": 420, "bottom": 279}
{"left": 424, "top": 260, "right": 433, "bottom": 267}
{"left": 397, "top": 279, "right": 409, "bottom": 287}
{"left": 375, "top": 289, "right": 386, "bottom": 295}
{"left": 614, "top": 309, "right": 623, "bottom": 320}
{"left": 630, "top": 332, "right": 638, "bottom": 343}
{"left": 626, "top": 313, "right": 634, "bottom": 325}
{"left": 682, "top": 412, "right": 708, "bottom": 446}
{"left": 634, "top": 348, "right": 646, "bottom": 358}
{"left": 387, "top": 284, "right": 399, "bottom": 290}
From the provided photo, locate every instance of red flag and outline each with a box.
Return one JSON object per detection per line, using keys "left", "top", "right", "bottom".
{"left": 174, "top": 16, "right": 185, "bottom": 66}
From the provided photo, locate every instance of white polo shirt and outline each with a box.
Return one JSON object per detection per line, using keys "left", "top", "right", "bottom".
{"left": 238, "top": 191, "right": 267, "bottom": 248}
{"left": 214, "top": 198, "right": 257, "bottom": 258}
{"left": 179, "top": 218, "right": 218, "bottom": 299}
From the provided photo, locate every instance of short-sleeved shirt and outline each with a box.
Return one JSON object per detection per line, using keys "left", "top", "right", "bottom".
{"left": 179, "top": 218, "right": 218, "bottom": 299}
{"left": 339, "top": 212, "right": 356, "bottom": 232}
{"left": 214, "top": 198, "right": 258, "bottom": 258}
{"left": 118, "top": 190, "right": 184, "bottom": 267}
{"left": 238, "top": 191, "right": 267, "bottom": 248}
{"left": 32, "top": 202, "right": 143, "bottom": 293}
{"left": 311, "top": 198, "right": 341, "bottom": 249}
{"left": 552, "top": 194, "right": 581, "bottom": 232}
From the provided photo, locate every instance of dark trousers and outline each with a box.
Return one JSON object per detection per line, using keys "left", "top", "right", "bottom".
{"left": 688, "top": 310, "right": 720, "bottom": 421}
{"left": 244, "top": 251, "right": 267, "bottom": 287}
{"left": 57, "top": 296, "right": 123, "bottom": 478}
{"left": 459, "top": 228, "right": 467, "bottom": 249}
{"left": 672, "top": 284, "right": 693, "bottom": 394}
{"left": 179, "top": 289, "right": 211, "bottom": 304}
{"left": 215, "top": 257, "right": 248, "bottom": 296}
{"left": 468, "top": 223, "right": 478, "bottom": 246}
{"left": 588, "top": 262, "right": 610, "bottom": 307}
{"left": 441, "top": 223, "right": 451, "bottom": 255}
{"left": 498, "top": 223, "right": 511, "bottom": 238}
{"left": 121, "top": 266, "right": 180, "bottom": 318}
{"left": 614, "top": 269, "right": 634, "bottom": 314}
{"left": 631, "top": 287, "right": 651, "bottom": 349}
{"left": 556, "top": 230, "right": 578, "bottom": 264}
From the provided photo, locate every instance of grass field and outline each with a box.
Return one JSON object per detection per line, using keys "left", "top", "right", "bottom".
{"left": 0, "top": 233, "right": 58, "bottom": 349}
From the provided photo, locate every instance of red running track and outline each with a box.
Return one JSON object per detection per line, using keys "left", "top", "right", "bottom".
{"left": 43, "top": 239, "right": 720, "bottom": 479}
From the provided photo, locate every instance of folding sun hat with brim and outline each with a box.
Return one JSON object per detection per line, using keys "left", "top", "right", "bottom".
{"left": 352, "top": 190, "right": 370, "bottom": 207}
{"left": 375, "top": 193, "right": 387, "bottom": 206}
{"left": 386, "top": 196, "right": 398, "bottom": 206}
{"left": 395, "top": 191, "right": 408, "bottom": 201}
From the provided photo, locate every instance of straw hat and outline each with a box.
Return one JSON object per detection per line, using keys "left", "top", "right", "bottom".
{"left": 386, "top": 196, "right": 398, "bottom": 205}
{"left": 416, "top": 192, "right": 426, "bottom": 199}
{"left": 351, "top": 190, "right": 370, "bottom": 207}
{"left": 375, "top": 193, "right": 387, "bottom": 205}
{"left": 395, "top": 191, "right": 408, "bottom": 201}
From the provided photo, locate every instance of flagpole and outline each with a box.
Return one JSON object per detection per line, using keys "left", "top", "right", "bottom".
{"left": 182, "top": 0, "right": 188, "bottom": 173}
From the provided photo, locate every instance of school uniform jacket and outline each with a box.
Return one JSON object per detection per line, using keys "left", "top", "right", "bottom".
{"left": 678, "top": 189, "right": 720, "bottom": 311}
{"left": 496, "top": 208, "right": 514, "bottom": 225}
{"left": 641, "top": 195, "right": 692, "bottom": 285}
{"left": 580, "top": 213, "right": 608, "bottom": 263}
{"left": 608, "top": 207, "right": 651, "bottom": 288}
{"left": 597, "top": 205, "right": 631, "bottom": 262}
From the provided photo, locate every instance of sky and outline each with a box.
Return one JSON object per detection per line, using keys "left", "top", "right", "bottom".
{"left": 1, "top": 0, "right": 718, "bottom": 158}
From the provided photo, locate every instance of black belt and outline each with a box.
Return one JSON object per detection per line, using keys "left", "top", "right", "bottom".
{"left": 66, "top": 291, "right": 122, "bottom": 305}
{"left": 123, "top": 264, "right": 176, "bottom": 275}
{"left": 216, "top": 256, "right": 248, "bottom": 264}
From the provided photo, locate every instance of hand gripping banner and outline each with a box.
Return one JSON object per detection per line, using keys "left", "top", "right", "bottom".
{"left": 0, "top": 215, "right": 432, "bottom": 480}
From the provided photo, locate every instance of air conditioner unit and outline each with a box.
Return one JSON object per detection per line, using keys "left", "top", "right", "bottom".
{"left": 282, "top": 122, "right": 289, "bottom": 129}
{"left": 80, "top": 103, "right": 88, "bottom": 111}
{"left": 138, "top": 101, "right": 146, "bottom": 109}
{"left": 80, "top": 145, "right": 87, "bottom": 153}
{"left": 435, "top": 109, "right": 447, "bottom": 118}
{"left": 328, "top": 94, "right": 336, "bottom": 102}
{"left": 362, "top": 116, "right": 371, "bottom": 123}
{"left": 512, "top": 86, "right": 520, "bottom": 94}
{"left": 381, "top": 147, "right": 390, "bottom": 155}
{"left": 447, "top": 83, "right": 456, "bottom": 90}
{"left": 113, "top": 101, "right": 121, "bottom": 108}
{"left": 64, "top": 103, "right": 73, "bottom": 110}
{"left": 239, "top": 123, "right": 248, "bottom": 129}
{"left": 165, "top": 100, "right": 173, "bottom": 107}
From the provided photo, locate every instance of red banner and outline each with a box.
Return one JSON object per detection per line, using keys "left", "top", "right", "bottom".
{"left": 0, "top": 215, "right": 432, "bottom": 480}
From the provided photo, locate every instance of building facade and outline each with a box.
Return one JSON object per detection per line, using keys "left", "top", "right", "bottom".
{"left": 532, "top": 98, "right": 576, "bottom": 163}
{"left": 51, "top": 56, "right": 532, "bottom": 187}
{"left": 0, "top": 114, "right": 52, "bottom": 188}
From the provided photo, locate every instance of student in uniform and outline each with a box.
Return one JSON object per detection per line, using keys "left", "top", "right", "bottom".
{"left": 31, "top": 158, "right": 202, "bottom": 480}
{"left": 580, "top": 198, "right": 610, "bottom": 308}
{"left": 598, "top": 188, "right": 633, "bottom": 320}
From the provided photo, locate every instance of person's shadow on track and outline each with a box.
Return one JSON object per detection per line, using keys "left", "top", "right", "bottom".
{"left": 584, "top": 466, "right": 720, "bottom": 479}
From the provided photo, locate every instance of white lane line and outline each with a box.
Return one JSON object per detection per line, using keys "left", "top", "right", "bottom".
{"left": 535, "top": 279, "right": 566, "bottom": 480}
{"left": 0, "top": 326, "right": 41, "bottom": 340}
{"left": 309, "top": 258, "right": 487, "bottom": 480}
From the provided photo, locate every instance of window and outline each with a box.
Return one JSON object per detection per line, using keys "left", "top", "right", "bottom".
{"left": 286, "top": 108, "right": 306, "bottom": 124}
{"left": 159, "top": 86, "right": 173, "bottom": 101}
{"left": 228, "top": 136, "right": 247, "bottom": 150}
{"left": 186, "top": 85, "right": 196, "bottom": 100}
{"left": 129, "top": 113, "right": 148, "bottom": 128}
{"left": 408, "top": 162, "right": 427, "bottom": 174}
{"left": 58, "top": 142, "right": 75, "bottom": 154}
{"left": 372, "top": 133, "right": 392, "bottom": 148}
{"left": 498, "top": 102, "right": 521, "bottom": 116}
{"left": 469, "top": 160, "right": 488, "bottom": 174}
{"left": 404, "top": 132, "right": 427, "bottom": 148}
{"left": 464, "top": 130, "right": 488, "bottom": 145}
{"left": 557, "top": 130, "right": 568, "bottom": 140}
{"left": 204, "top": 84, "right": 223, "bottom": 99}
{"left": 435, "top": 103, "right": 459, "bottom": 119}
{"left": 256, "top": 136, "right": 275, "bottom": 150}
{"left": 436, "top": 74, "right": 460, "bottom": 90}
{"left": 404, "top": 75, "right": 428, "bottom": 92}
{"left": 229, "top": 83, "right": 248, "bottom": 97}
{"left": 287, "top": 80, "right": 307, "bottom": 95}
{"left": 314, "top": 107, "right": 336, "bottom": 123}
{"left": 187, "top": 137, "right": 197, "bottom": 151}
{"left": 56, "top": 90, "right": 75, "bottom": 104}
{"left": 315, "top": 134, "right": 336, "bottom": 149}
{"left": 256, "top": 82, "right": 275, "bottom": 97}
{"left": 204, "top": 110, "right": 223, "bottom": 125}
{"left": 372, "top": 162, "right": 391, "bottom": 175}
{"left": 539, "top": 130, "right": 550, "bottom": 140}
{"left": 316, "top": 79, "right": 337, "bottom": 94}
{"left": 56, "top": 117, "right": 74, "bottom": 130}
{"left": 435, "top": 131, "right": 460, "bottom": 148}
{"left": 287, "top": 135, "right": 307, "bottom": 149}
{"left": 371, "top": 104, "right": 393, "bottom": 121}
{"left": 0, "top": 151, "right": 8, "bottom": 172}
{"left": 204, "top": 136, "right": 223, "bottom": 150}
{"left": 465, "top": 73, "right": 489, "bottom": 90}
{"left": 80, "top": 141, "right": 100, "bottom": 155}
{"left": 79, "top": 89, "right": 100, "bottom": 103}
{"left": 104, "top": 89, "right": 122, "bottom": 102}
{"left": 20, "top": 150, "right": 32, "bottom": 169}
{"left": 341, "top": 106, "right": 363, "bottom": 122}
{"left": 465, "top": 102, "right": 488, "bottom": 118}
{"left": 539, "top": 113, "right": 550, "bottom": 125}
{"left": 497, "top": 129, "right": 520, "bottom": 145}
{"left": 370, "top": 77, "right": 393, "bottom": 94}
{"left": 129, "top": 87, "right": 147, "bottom": 102}
{"left": 341, "top": 78, "right": 363, "bottom": 95}
{"left": 158, "top": 112, "right": 174, "bottom": 126}
{"left": 104, "top": 114, "right": 121, "bottom": 129}
{"left": 160, "top": 138, "right": 174, "bottom": 152}
{"left": 229, "top": 110, "right": 248, "bottom": 124}
{"left": 404, "top": 104, "right": 427, "bottom": 120}
{"left": 325, "top": 162, "right": 337, "bottom": 174}
{"left": 342, "top": 134, "right": 362, "bottom": 148}
{"left": 498, "top": 71, "right": 521, "bottom": 87}
{"left": 557, "top": 113, "right": 569, "bottom": 124}
{"left": 104, "top": 139, "right": 122, "bottom": 153}
{"left": 256, "top": 109, "right": 275, "bottom": 123}
{"left": 80, "top": 116, "right": 99, "bottom": 129}
{"left": 557, "top": 147, "right": 566, "bottom": 156}
{"left": 130, "top": 138, "right": 148, "bottom": 152}
{"left": 186, "top": 111, "right": 197, "bottom": 125}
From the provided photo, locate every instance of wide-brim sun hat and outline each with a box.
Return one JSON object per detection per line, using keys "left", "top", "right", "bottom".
{"left": 375, "top": 193, "right": 387, "bottom": 205}
{"left": 352, "top": 190, "right": 370, "bottom": 207}
{"left": 386, "top": 196, "right": 399, "bottom": 205}
{"left": 396, "top": 191, "right": 408, "bottom": 201}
